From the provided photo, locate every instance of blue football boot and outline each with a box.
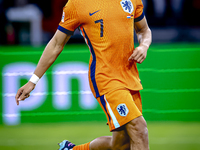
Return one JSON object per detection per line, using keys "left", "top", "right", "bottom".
{"left": 58, "top": 140, "right": 75, "bottom": 150}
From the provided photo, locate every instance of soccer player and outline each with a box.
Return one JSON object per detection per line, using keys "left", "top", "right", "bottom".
{"left": 15, "top": 0, "right": 152, "bottom": 149}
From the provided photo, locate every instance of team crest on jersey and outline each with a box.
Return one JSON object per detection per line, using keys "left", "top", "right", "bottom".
{"left": 117, "top": 104, "right": 129, "bottom": 117}
{"left": 61, "top": 12, "right": 65, "bottom": 22}
{"left": 120, "top": 0, "right": 134, "bottom": 14}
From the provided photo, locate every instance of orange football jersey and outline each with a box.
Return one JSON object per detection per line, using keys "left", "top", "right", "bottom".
{"left": 58, "top": 0, "right": 144, "bottom": 98}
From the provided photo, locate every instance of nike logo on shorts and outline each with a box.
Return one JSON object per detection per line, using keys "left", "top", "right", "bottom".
{"left": 89, "top": 10, "right": 101, "bottom": 16}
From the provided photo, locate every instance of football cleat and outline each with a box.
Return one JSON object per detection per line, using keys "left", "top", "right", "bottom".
{"left": 58, "top": 140, "right": 75, "bottom": 150}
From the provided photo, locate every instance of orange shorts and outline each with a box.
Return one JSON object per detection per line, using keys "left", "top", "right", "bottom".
{"left": 97, "top": 88, "right": 142, "bottom": 131}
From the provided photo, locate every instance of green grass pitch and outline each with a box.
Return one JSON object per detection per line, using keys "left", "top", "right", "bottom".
{"left": 0, "top": 121, "right": 200, "bottom": 150}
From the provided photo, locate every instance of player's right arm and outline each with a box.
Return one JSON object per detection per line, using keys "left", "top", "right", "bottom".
{"left": 15, "top": 30, "right": 71, "bottom": 105}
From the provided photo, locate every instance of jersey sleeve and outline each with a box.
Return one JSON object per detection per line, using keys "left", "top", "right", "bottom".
{"left": 134, "top": 0, "right": 144, "bottom": 22}
{"left": 58, "top": 0, "right": 80, "bottom": 35}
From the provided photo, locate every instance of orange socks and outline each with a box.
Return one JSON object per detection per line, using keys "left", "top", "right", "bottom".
{"left": 72, "top": 142, "right": 90, "bottom": 150}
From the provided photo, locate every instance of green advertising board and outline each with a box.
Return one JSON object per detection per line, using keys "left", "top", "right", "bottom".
{"left": 0, "top": 43, "right": 200, "bottom": 125}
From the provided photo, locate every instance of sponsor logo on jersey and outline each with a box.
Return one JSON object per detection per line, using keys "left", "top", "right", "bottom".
{"left": 120, "top": 0, "right": 134, "bottom": 14}
{"left": 117, "top": 104, "right": 129, "bottom": 117}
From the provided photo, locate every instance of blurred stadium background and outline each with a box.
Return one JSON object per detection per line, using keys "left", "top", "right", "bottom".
{"left": 0, "top": 0, "right": 200, "bottom": 150}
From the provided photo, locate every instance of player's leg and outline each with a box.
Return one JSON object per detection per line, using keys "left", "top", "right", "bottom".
{"left": 59, "top": 133, "right": 129, "bottom": 150}
{"left": 90, "top": 117, "right": 149, "bottom": 150}
{"left": 59, "top": 118, "right": 148, "bottom": 150}
{"left": 125, "top": 116, "right": 149, "bottom": 150}
{"left": 58, "top": 89, "right": 148, "bottom": 150}
{"left": 91, "top": 89, "right": 145, "bottom": 150}
{"left": 124, "top": 91, "right": 149, "bottom": 150}
{"left": 89, "top": 136, "right": 112, "bottom": 150}
{"left": 89, "top": 126, "right": 130, "bottom": 150}
{"left": 111, "top": 126, "right": 130, "bottom": 150}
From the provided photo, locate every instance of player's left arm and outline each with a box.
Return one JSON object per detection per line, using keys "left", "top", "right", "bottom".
{"left": 129, "top": 16, "right": 152, "bottom": 64}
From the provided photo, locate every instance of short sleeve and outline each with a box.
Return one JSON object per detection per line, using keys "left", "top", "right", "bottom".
{"left": 58, "top": 0, "right": 80, "bottom": 35}
{"left": 134, "top": 0, "right": 144, "bottom": 22}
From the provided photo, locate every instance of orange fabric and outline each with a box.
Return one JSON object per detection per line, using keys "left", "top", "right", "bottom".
{"left": 97, "top": 89, "right": 142, "bottom": 131}
{"left": 59, "top": 0, "right": 144, "bottom": 98}
{"left": 73, "top": 142, "right": 90, "bottom": 150}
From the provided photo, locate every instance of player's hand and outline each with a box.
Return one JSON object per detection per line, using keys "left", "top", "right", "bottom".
{"left": 15, "top": 81, "right": 36, "bottom": 105}
{"left": 128, "top": 45, "right": 148, "bottom": 64}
